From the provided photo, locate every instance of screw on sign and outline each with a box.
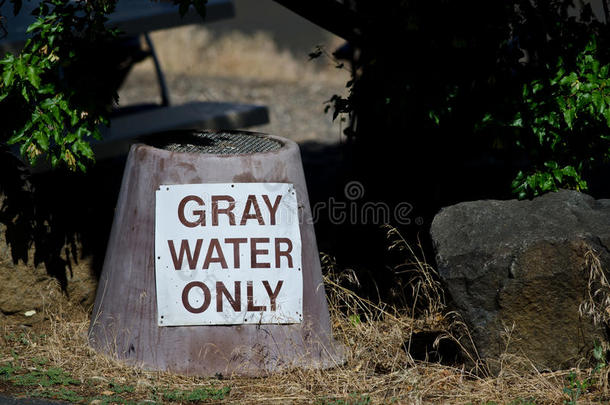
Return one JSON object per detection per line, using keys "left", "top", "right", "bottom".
{"left": 155, "top": 183, "right": 303, "bottom": 326}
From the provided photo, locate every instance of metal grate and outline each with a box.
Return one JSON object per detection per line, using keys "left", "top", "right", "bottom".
{"left": 150, "top": 130, "right": 282, "bottom": 155}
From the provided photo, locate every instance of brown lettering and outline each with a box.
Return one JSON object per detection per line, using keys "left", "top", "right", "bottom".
{"left": 274, "top": 238, "right": 293, "bottom": 268}
{"left": 240, "top": 194, "right": 264, "bottom": 225}
{"left": 250, "top": 238, "right": 270, "bottom": 268}
{"left": 262, "top": 195, "right": 282, "bottom": 225}
{"left": 216, "top": 281, "right": 241, "bottom": 312}
{"left": 224, "top": 238, "right": 247, "bottom": 268}
{"left": 168, "top": 239, "right": 203, "bottom": 270}
{"left": 178, "top": 195, "right": 205, "bottom": 227}
{"left": 202, "top": 238, "right": 228, "bottom": 269}
{"left": 182, "top": 281, "right": 211, "bottom": 313}
{"left": 262, "top": 280, "right": 283, "bottom": 311}
{"left": 212, "top": 195, "right": 236, "bottom": 226}
{"left": 247, "top": 281, "right": 266, "bottom": 311}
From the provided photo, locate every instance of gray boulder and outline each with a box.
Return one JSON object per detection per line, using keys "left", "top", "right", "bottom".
{"left": 431, "top": 190, "right": 610, "bottom": 372}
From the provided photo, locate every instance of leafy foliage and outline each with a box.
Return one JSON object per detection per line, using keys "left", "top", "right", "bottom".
{"left": 507, "top": 38, "right": 610, "bottom": 198}
{"left": 0, "top": 0, "right": 119, "bottom": 171}
{"left": 0, "top": 359, "right": 80, "bottom": 389}
{"left": 327, "top": 1, "right": 610, "bottom": 198}
{"left": 0, "top": 0, "right": 206, "bottom": 171}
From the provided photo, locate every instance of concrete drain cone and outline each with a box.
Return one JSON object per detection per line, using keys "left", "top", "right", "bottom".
{"left": 88, "top": 130, "right": 344, "bottom": 376}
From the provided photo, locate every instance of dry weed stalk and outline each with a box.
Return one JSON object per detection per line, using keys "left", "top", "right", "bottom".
{"left": 383, "top": 225, "right": 445, "bottom": 319}
{"left": 580, "top": 247, "right": 610, "bottom": 329}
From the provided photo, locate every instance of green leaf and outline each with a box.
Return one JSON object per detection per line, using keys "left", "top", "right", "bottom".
{"left": 564, "top": 108, "right": 576, "bottom": 129}
{"left": 91, "top": 129, "right": 103, "bottom": 141}
{"left": 544, "top": 161, "right": 559, "bottom": 169}
{"left": 553, "top": 169, "right": 563, "bottom": 183}
{"left": 40, "top": 98, "right": 55, "bottom": 109}
{"left": 64, "top": 132, "right": 77, "bottom": 143}
{"left": 26, "top": 66, "right": 41, "bottom": 89}
{"left": 0, "top": 53, "right": 15, "bottom": 65}
{"left": 79, "top": 143, "right": 94, "bottom": 160}
{"left": 560, "top": 72, "right": 577, "bottom": 87}
{"left": 3, "top": 67, "right": 15, "bottom": 87}
{"left": 541, "top": 175, "right": 555, "bottom": 191}
{"left": 14, "top": 58, "right": 25, "bottom": 79}
{"left": 68, "top": 110, "right": 79, "bottom": 126}
{"left": 604, "top": 108, "right": 610, "bottom": 126}
{"left": 8, "top": 131, "right": 26, "bottom": 145}
{"left": 594, "top": 343, "right": 604, "bottom": 361}
{"left": 511, "top": 117, "right": 523, "bottom": 128}
{"left": 26, "top": 18, "right": 45, "bottom": 34}
{"left": 564, "top": 166, "right": 578, "bottom": 177}
{"left": 33, "top": 131, "right": 49, "bottom": 152}
{"left": 21, "top": 86, "right": 30, "bottom": 102}
{"left": 592, "top": 92, "right": 603, "bottom": 111}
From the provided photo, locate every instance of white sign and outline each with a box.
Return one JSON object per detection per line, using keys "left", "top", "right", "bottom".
{"left": 155, "top": 183, "right": 303, "bottom": 326}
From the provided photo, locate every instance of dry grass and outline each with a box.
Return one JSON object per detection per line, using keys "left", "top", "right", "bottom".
{"left": 2, "top": 245, "right": 609, "bottom": 404}
{"left": 143, "top": 26, "right": 348, "bottom": 84}
{"left": 0, "top": 286, "right": 588, "bottom": 404}
{"left": 580, "top": 247, "right": 610, "bottom": 330}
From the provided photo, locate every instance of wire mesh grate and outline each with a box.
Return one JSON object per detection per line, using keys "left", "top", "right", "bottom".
{"left": 151, "top": 130, "right": 282, "bottom": 155}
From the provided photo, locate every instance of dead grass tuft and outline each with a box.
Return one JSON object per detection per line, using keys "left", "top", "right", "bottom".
{"left": 580, "top": 247, "right": 610, "bottom": 329}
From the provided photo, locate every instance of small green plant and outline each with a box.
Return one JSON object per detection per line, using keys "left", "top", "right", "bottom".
{"left": 559, "top": 342, "right": 607, "bottom": 404}
{"left": 592, "top": 341, "right": 606, "bottom": 372}
{"left": 92, "top": 393, "right": 138, "bottom": 405}
{"left": 4, "top": 332, "right": 30, "bottom": 345}
{"left": 31, "top": 387, "right": 84, "bottom": 402}
{"left": 508, "top": 38, "right": 610, "bottom": 198}
{"left": 563, "top": 371, "right": 590, "bottom": 405}
{"left": 0, "top": 0, "right": 118, "bottom": 171}
{"left": 11, "top": 366, "right": 80, "bottom": 387}
{"left": 0, "top": 0, "right": 207, "bottom": 171}
{"left": 31, "top": 357, "right": 48, "bottom": 366}
{"left": 109, "top": 380, "right": 135, "bottom": 394}
{"left": 161, "top": 386, "right": 231, "bottom": 402}
{"left": 348, "top": 313, "right": 361, "bottom": 326}
{"left": 0, "top": 362, "right": 19, "bottom": 380}
{"left": 316, "top": 393, "right": 372, "bottom": 405}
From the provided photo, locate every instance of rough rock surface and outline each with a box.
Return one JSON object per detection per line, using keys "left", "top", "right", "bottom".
{"left": 431, "top": 190, "right": 610, "bottom": 372}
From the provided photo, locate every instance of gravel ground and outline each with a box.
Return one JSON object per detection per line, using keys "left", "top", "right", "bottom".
{"left": 118, "top": 70, "right": 349, "bottom": 145}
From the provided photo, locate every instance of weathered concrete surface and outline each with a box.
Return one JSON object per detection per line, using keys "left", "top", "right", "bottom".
{"left": 88, "top": 131, "right": 344, "bottom": 376}
{"left": 431, "top": 190, "right": 610, "bottom": 372}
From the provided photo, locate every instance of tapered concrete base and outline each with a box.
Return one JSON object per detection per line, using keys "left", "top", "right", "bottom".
{"left": 88, "top": 131, "right": 343, "bottom": 376}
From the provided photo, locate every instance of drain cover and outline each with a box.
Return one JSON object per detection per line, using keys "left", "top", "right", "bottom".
{"left": 149, "top": 130, "right": 282, "bottom": 155}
